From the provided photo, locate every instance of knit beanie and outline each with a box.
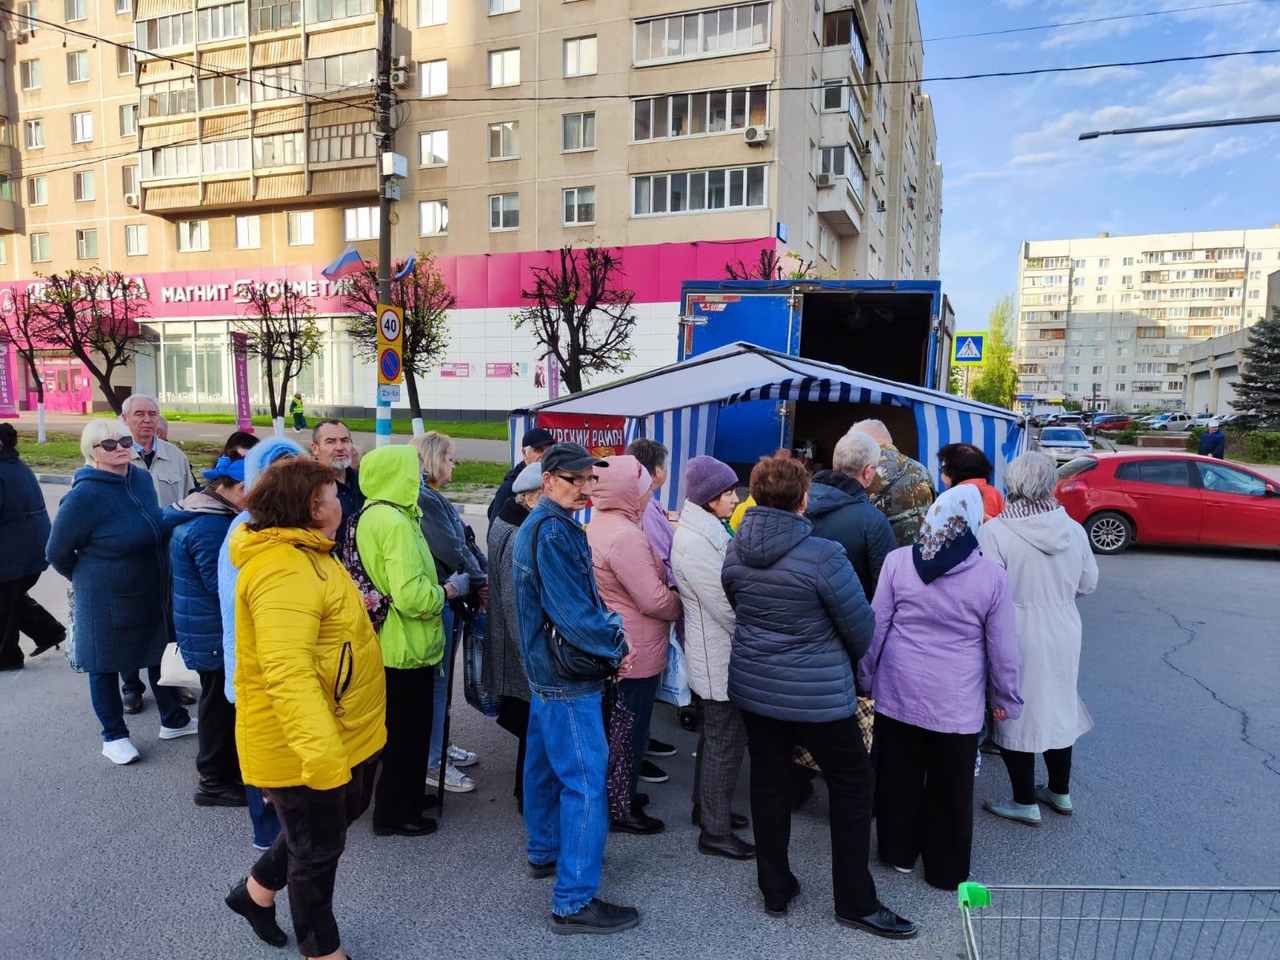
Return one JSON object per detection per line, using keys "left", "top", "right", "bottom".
{"left": 685, "top": 456, "right": 739, "bottom": 507}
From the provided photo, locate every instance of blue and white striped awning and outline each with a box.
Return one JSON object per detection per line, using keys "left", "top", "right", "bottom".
{"left": 726, "top": 377, "right": 905, "bottom": 408}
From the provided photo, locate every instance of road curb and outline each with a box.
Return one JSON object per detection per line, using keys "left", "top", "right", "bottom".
{"left": 36, "top": 474, "right": 73, "bottom": 486}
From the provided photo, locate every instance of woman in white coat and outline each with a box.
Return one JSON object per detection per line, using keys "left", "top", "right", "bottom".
{"left": 670, "top": 456, "right": 755, "bottom": 860}
{"left": 977, "top": 452, "right": 1098, "bottom": 826}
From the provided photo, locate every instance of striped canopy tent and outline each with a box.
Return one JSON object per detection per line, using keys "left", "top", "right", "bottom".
{"left": 509, "top": 343, "right": 1026, "bottom": 513}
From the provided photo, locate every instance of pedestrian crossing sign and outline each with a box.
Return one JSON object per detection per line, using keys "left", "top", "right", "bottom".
{"left": 953, "top": 332, "right": 986, "bottom": 365}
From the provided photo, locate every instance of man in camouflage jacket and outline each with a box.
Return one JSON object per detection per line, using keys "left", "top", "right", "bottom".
{"left": 849, "top": 421, "right": 936, "bottom": 547}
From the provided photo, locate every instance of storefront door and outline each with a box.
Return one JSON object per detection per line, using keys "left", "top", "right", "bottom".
{"left": 36, "top": 359, "right": 93, "bottom": 413}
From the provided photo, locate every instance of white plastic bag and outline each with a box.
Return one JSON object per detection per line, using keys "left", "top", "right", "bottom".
{"left": 158, "top": 643, "right": 200, "bottom": 688}
{"left": 656, "top": 632, "right": 691, "bottom": 707}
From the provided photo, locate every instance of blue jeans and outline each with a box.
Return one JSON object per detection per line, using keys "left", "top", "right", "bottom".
{"left": 247, "top": 786, "right": 282, "bottom": 849}
{"left": 429, "top": 604, "right": 457, "bottom": 769}
{"left": 523, "top": 691, "right": 609, "bottom": 916}
{"left": 618, "top": 674, "right": 661, "bottom": 802}
{"left": 90, "top": 667, "right": 189, "bottom": 742}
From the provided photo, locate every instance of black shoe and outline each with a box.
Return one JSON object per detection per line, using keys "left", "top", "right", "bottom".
{"left": 645, "top": 738, "right": 677, "bottom": 757}
{"left": 691, "top": 804, "right": 749, "bottom": 830}
{"left": 0, "top": 660, "right": 23, "bottom": 672}
{"left": 195, "top": 783, "right": 248, "bottom": 807}
{"left": 121, "top": 692, "right": 144, "bottom": 715}
{"left": 527, "top": 858, "right": 557, "bottom": 879}
{"left": 31, "top": 633, "right": 65, "bottom": 657}
{"left": 610, "top": 811, "right": 665, "bottom": 835}
{"left": 639, "top": 760, "right": 668, "bottom": 783}
{"left": 549, "top": 897, "right": 640, "bottom": 936}
{"left": 765, "top": 877, "right": 801, "bottom": 917}
{"left": 373, "top": 817, "right": 437, "bottom": 838}
{"left": 835, "top": 904, "right": 918, "bottom": 940}
{"left": 225, "top": 878, "right": 288, "bottom": 948}
{"left": 679, "top": 707, "right": 699, "bottom": 732}
{"left": 176, "top": 687, "right": 198, "bottom": 705}
{"left": 698, "top": 831, "right": 756, "bottom": 860}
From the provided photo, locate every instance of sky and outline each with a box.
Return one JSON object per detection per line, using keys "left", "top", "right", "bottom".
{"left": 918, "top": 0, "right": 1280, "bottom": 326}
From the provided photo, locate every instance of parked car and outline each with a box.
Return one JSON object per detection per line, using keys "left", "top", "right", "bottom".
{"left": 1053, "top": 413, "right": 1087, "bottom": 427}
{"left": 1035, "top": 427, "right": 1093, "bottom": 464}
{"left": 1192, "top": 413, "right": 1218, "bottom": 427}
{"left": 1148, "top": 412, "right": 1196, "bottom": 432}
{"left": 1055, "top": 453, "right": 1280, "bottom": 554}
{"left": 1094, "top": 415, "right": 1135, "bottom": 432}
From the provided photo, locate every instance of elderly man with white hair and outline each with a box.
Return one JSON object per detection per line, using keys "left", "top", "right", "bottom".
{"left": 848, "top": 419, "right": 935, "bottom": 548}
{"left": 806, "top": 430, "right": 898, "bottom": 600}
{"left": 977, "top": 451, "right": 1097, "bottom": 828}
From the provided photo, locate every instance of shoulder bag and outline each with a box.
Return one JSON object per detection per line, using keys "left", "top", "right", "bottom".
{"left": 529, "top": 516, "right": 617, "bottom": 684}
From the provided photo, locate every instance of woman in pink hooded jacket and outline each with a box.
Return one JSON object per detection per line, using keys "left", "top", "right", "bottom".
{"left": 586, "top": 454, "right": 683, "bottom": 836}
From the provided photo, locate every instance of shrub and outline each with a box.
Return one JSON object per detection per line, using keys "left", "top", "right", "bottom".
{"left": 1185, "top": 426, "right": 1205, "bottom": 453}
{"left": 1243, "top": 431, "right": 1280, "bottom": 464}
{"left": 1115, "top": 425, "right": 1146, "bottom": 445}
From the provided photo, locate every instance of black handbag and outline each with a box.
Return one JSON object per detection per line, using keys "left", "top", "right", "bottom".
{"left": 529, "top": 517, "right": 617, "bottom": 683}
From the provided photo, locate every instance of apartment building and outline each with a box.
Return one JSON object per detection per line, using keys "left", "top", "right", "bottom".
{"left": 1015, "top": 228, "right": 1280, "bottom": 413}
{"left": 1, "top": 0, "right": 941, "bottom": 417}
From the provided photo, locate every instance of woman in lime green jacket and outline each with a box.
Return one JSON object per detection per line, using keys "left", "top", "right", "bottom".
{"left": 355, "top": 444, "right": 469, "bottom": 838}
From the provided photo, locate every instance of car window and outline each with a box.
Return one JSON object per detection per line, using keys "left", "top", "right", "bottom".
{"left": 1115, "top": 459, "right": 1192, "bottom": 487}
{"left": 1041, "top": 429, "right": 1087, "bottom": 443}
{"left": 1057, "top": 457, "right": 1098, "bottom": 479}
{"left": 1196, "top": 463, "right": 1266, "bottom": 497}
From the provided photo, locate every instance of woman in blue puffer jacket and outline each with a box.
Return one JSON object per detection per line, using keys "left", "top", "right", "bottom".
{"left": 165, "top": 456, "right": 247, "bottom": 808}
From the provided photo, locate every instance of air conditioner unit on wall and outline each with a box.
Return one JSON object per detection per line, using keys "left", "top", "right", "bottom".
{"left": 744, "top": 125, "right": 770, "bottom": 145}
{"left": 392, "top": 55, "right": 409, "bottom": 70}
{"left": 390, "top": 69, "right": 409, "bottom": 89}
{"left": 124, "top": 192, "right": 139, "bottom": 207}
{"left": 816, "top": 173, "right": 834, "bottom": 188}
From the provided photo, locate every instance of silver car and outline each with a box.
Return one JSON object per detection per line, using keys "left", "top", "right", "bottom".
{"left": 1035, "top": 427, "right": 1092, "bottom": 464}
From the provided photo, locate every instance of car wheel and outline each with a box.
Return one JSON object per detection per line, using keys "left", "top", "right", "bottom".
{"left": 1085, "top": 511, "right": 1133, "bottom": 554}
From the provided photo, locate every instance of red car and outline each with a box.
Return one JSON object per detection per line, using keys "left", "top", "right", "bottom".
{"left": 1055, "top": 453, "right": 1280, "bottom": 554}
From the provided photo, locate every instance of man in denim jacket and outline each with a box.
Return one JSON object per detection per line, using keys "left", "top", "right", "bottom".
{"left": 513, "top": 442, "right": 640, "bottom": 935}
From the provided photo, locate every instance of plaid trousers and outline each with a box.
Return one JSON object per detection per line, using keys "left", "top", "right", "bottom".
{"left": 692, "top": 699, "right": 748, "bottom": 836}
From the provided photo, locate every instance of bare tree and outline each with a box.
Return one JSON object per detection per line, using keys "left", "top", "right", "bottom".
{"left": 724, "top": 249, "right": 821, "bottom": 281}
{"left": 32, "top": 270, "right": 152, "bottom": 415}
{"left": 0, "top": 288, "right": 49, "bottom": 441}
{"left": 235, "top": 280, "right": 321, "bottom": 431}
{"left": 514, "top": 245, "right": 636, "bottom": 394}
{"left": 345, "top": 253, "right": 454, "bottom": 433}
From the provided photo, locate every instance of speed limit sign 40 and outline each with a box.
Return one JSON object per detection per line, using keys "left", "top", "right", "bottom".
{"left": 377, "top": 304, "right": 403, "bottom": 346}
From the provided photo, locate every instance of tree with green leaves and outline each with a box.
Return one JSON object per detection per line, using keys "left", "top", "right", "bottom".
{"left": 948, "top": 364, "right": 964, "bottom": 396}
{"left": 970, "top": 295, "right": 1019, "bottom": 409}
{"left": 235, "top": 280, "right": 321, "bottom": 433}
{"left": 1232, "top": 306, "right": 1280, "bottom": 427}
{"left": 345, "top": 253, "right": 454, "bottom": 434}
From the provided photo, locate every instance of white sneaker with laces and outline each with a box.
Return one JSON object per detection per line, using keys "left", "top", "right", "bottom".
{"left": 159, "top": 716, "right": 199, "bottom": 740}
{"left": 102, "top": 738, "right": 140, "bottom": 765}
{"left": 426, "top": 761, "right": 476, "bottom": 793}
{"left": 447, "top": 744, "right": 479, "bottom": 768}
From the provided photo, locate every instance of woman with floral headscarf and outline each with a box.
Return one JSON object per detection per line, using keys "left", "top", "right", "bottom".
{"left": 858, "top": 486, "right": 1022, "bottom": 890}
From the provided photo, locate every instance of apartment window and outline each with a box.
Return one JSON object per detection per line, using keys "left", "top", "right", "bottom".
{"left": 116, "top": 0, "right": 131, "bottom": 12}
{"left": 419, "top": 129, "right": 448, "bottom": 166}
{"left": 67, "top": 50, "right": 89, "bottom": 83}
{"left": 343, "top": 206, "right": 379, "bottom": 241}
{"left": 418, "top": 0, "right": 444, "bottom": 25}
{"left": 19, "top": 60, "right": 41, "bottom": 91}
{"left": 0, "top": 239, "right": 6, "bottom": 264}
{"left": 562, "top": 186, "right": 595, "bottom": 225}
{"left": 564, "top": 36, "right": 597, "bottom": 77}
{"left": 64, "top": 0, "right": 85, "bottom": 20}
{"left": 30, "top": 234, "right": 52, "bottom": 263}
{"left": 821, "top": 79, "right": 845, "bottom": 111}
{"left": 136, "top": 12, "right": 195, "bottom": 51}
{"left": 24, "top": 119, "right": 44, "bottom": 149}
{"left": 633, "top": 85, "right": 768, "bottom": 141}
{"left": 18, "top": 1, "right": 39, "bottom": 35}
{"left": 488, "top": 121, "right": 519, "bottom": 160}
{"left": 71, "top": 111, "right": 94, "bottom": 144}
{"left": 27, "top": 176, "right": 48, "bottom": 206}
{"left": 632, "top": 164, "right": 767, "bottom": 216}
{"left": 202, "top": 138, "right": 250, "bottom": 172}
{"left": 818, "top": 223, "right": 829, "bottom": 259}
{"left": 125, "top": 224, "right": 148, "bottom": 256}
{"left": 489, "top": 192, "right": 519, "bottom": 230}
{"left": 303, "top": 0, "right": 374, "bottom": 25}
{"left": 634, "top": 3, "right": 770, "bottom": 66}
{"left": 1098, "top": 257, "right": 1110, "bottom": 268}
{"left": 252, "top": 63, "right": 303, "bottom": 101}
{"left": 123, "top": 164, "right": 140, "bottom": 194}
{"left": 117, "top": 45, "right": 135, "bottom": 75}
{"left": 287, "top": 211, "right": 314, "bottom": 245}
{"left": 307, "top": 120, "right": 375, "bottom": 162}
{"left": 419, "top": 200, "right": 448, "bottom": 236}
{"left": 75, "top": 229, "right": 98, "bottom": 259}
{"left": 254, "top": 132, "right": 304, "bottom": 167}
{"left": 200, "top": 74, "right": 250, "bottom": 108}
{"left": 235, "top": 215, "right": 261, "bottom": 249}
{"left": 73, "top": 170, "right": 95, "bottom": 201}
{"left": 177, "top": 220, "right": 210, "bottom": 252}
{"left": 488, "top": 0, "right": 517, "bottom": 12}
{"left": 250, "top": 0, "right": 301, "bottom": 32}
{"left": 419, "top": 59, "right": 447, "bottom": 97}
{"left": 305, "top": 50, "right": 376, "bottom": 90}
{"left": 1116, "top": 365, "right": 1127, "bottom": 375}
{"left": 489, "top": 48, "right": 520, "bottom": 87}
{"left": 562, "top": 111, "right": 595, "bottom": 151}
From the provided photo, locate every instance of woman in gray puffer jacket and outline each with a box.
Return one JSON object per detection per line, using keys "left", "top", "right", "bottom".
{"left": 721, "top": 453, "right": 915, "bottom": 940}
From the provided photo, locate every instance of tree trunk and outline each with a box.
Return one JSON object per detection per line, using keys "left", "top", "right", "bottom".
{"left": 405, "top": 371, "right": 425, "bottom": 435}
{"left": 272, "top": 417, "right": 285, "bottom": 437}
{"left": 87, "top": 369, "right": 123, "bottom": 414}
{"left": 561, "top": 363, "right": 583, "bottom": 394}
{"left": 36, "top": 401, "right": 46, "bottom": 444}
{"left": 265, "top": 364, "right": 279, "bottom": 419}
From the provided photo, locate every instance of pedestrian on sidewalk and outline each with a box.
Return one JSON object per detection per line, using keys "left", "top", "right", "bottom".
{"left": 46, "top": 419, "right": 194, "bottom": 766}
{"left": 977, "top": 453, "right": 1097, "bottom": 827}
{"left": 1197, "top": 420, "right": 1226, "bottom": 459}
{"left": 0, "top": 422, "right": 65, "bottom": 671}
{"left": 487, "top": 427, "right": 554, "bottom": 523}
{"left": 289, "top": 394, "right": 307, "bottom": 433}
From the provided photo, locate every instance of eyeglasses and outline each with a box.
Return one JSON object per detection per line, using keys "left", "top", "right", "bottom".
{"left": 95, "top": 436, "right": 135, "bottom": 452}
{"left": 555, "top": 473, "right": 599, "bottom": 488}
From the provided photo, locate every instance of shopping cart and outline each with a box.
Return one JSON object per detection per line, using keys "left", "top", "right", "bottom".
{"left": 958, "top": 882, "right": 1280, "bottom": 960}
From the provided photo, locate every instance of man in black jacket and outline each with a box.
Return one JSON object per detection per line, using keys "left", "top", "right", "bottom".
{"left": 806, "top": 430, "right": 898, "bottom": 601}
{"left": 488, "top": 427, "right": 555, "bottom": 523}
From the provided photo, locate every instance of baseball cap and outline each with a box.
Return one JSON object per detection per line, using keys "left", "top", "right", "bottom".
{"left": 522, "top": 427, "right": 555, "bottom": 449}
{"left": 540, "top": 442, "right": 609, "bottom": 476}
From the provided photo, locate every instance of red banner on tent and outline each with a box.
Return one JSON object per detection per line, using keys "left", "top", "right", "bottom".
{"left": 538, "top": 412, "right": 626, "bottom": 459}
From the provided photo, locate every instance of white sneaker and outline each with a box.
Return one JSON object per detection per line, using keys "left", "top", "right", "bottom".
{"left": 447, "top": 744, "right": 479, "bottom": 768}
{"left": 426, "top": 761, "right": 476, "bottom": 793}
{"left": 102, "top": 738, "right": 140, "bottom": 765}
{"left": 159, "top": 716, "right": 199, "bottom": 740}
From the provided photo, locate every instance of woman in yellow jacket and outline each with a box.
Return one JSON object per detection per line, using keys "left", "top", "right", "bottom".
{"left": 223, "top": 458, "right": 386, "bottom": 960}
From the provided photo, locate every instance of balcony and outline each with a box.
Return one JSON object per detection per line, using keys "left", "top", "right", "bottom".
{"left": 816, "top": 174, "right": 864, "bottom": 236}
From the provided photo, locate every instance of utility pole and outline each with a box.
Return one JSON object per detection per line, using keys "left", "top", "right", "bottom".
{"left": 374, "top": 0, "right": 395, "bottom": 447}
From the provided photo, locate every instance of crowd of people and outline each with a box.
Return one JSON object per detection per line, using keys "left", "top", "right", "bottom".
{"left": 0, "top": 405, "right": 1102, "bottom": 956}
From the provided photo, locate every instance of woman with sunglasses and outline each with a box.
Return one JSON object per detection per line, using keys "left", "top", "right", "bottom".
{"left": 46, "top": 419, "right": 194, "bottom": 765}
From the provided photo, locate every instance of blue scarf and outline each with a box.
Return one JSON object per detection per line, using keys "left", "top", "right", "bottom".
{"left": 911, "top": 530, "right": 978, "bottom": 584}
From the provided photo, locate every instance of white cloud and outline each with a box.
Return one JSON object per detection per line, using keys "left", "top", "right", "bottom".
{"left": 1010, "top": 151, "right": 1068, "bottom": 166}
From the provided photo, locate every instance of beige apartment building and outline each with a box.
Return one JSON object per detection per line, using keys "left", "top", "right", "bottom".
{"left": 1, "top": 0, "right": 941, "bottom": 416}
{"left": 1015, "top": 228, "right": 1280, "bottom": 414}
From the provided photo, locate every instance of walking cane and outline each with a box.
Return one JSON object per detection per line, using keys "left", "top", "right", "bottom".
{"left": 435, "top": 596, "right": 465, "bottom": 817}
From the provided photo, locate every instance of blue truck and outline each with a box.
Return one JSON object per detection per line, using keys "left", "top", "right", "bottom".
{"left": 678, "top": 278, "right": 956, "bottom": 471}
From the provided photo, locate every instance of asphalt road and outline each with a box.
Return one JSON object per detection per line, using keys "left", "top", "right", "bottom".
{"left": 1, "top": 486, "right": 1277, "bottom": 960}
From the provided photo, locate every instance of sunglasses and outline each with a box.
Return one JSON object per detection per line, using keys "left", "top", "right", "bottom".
{"left": 95, "top": 436, "right": 135, "bottom": 452}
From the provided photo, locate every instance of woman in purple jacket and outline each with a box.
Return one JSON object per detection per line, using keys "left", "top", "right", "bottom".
{"left": 859, "top": 485, "right": 1022, "bottom": 890}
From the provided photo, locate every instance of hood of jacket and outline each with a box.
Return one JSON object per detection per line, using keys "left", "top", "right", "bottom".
{"left": 806, "top": 471, "right": 869, "bottom": 518}
{"left": 355, "top": 445, "right": 422, "bottom": 511}
{"left": 165, "top": 488, "right": 237, "bottom": 528}
{"left": 996, "top": 509, "right": 1075, "bottom": 556}
{"left": 243, "top": 437, "right": 305, "bottom": 491}
{"left": 229, "top": 523, "right": 335, "bottom": 569}
{"left": 734, "top": 505, "right": 812, "bottom": 568}
{"left": 590, "top": 455, "right": 648, "bottom": 522}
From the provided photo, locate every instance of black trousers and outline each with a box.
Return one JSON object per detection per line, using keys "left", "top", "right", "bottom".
{"left": 252, "top": 755, "right": 378, "bottom": 958}
{"left": 1000, "top": 746, "right": 1073, "bottom": 805}
{"left": 496, "top": 696, "right": 530, "bottom": 810}
{"left": 873, "top": 713, "right": 979, "bottom": 890}
{"left": 196, "top": 668, "right": 241, "bottom": 787}
{"left": 0, "top": 573, "right": 65, "bottom": 667}
{"left": 740, "top": 709, "right": 879, "bottom": 918}
{"left": 373, "top": 666, "right": 434, "bottom": 828}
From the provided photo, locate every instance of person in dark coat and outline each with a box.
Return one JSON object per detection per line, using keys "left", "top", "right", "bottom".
{"left": 46, "top": 420, "right": 194, "bottom": 766}
{"left": 165, "top": 456, "right": 248, "bottom": 806}
{"left": 1197, "top": 421, "right": 1226, "bottom": 459}
{"left": 720, "top": 452, "right": 916, "bottom": 940}
{"left": 488, "top": 427, "right": 555, "bottom": 523}
{"left": 807, "top": 430, "right": 898, "bottom": 600}
{"left": 0, "top": 423, "right": 65, "bottom": 670}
